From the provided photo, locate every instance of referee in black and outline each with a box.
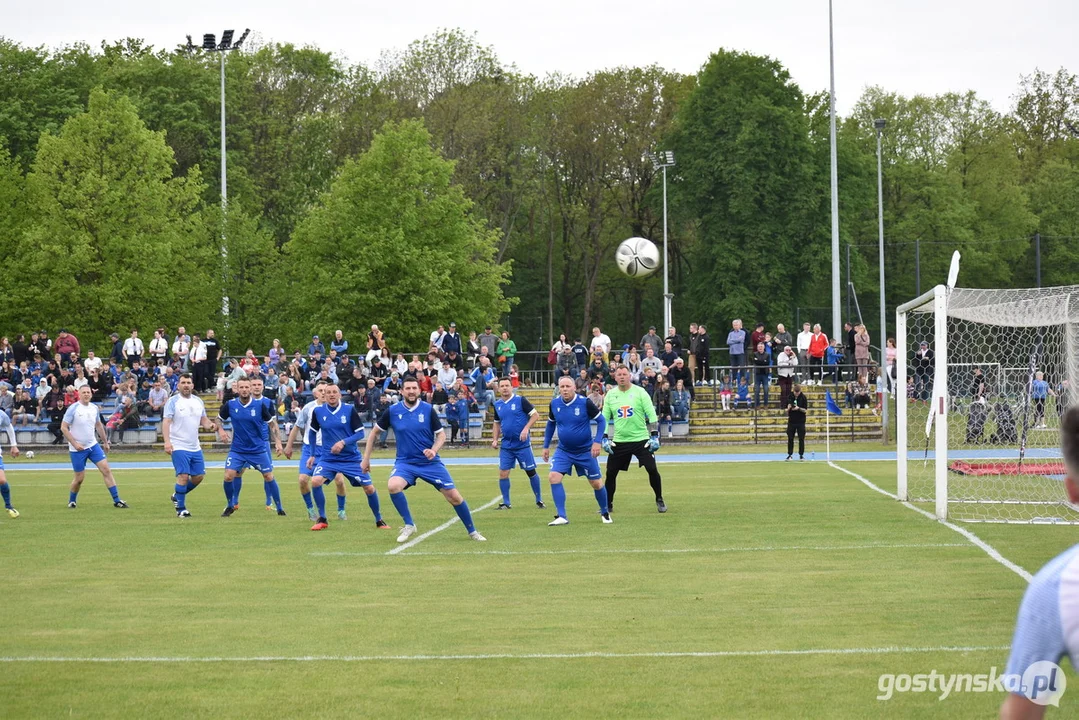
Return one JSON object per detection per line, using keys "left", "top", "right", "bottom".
{"left": 785, "top": 383, "right": 808, "bottom": 461}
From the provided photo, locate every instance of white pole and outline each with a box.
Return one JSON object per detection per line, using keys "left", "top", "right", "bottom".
{"left": 662, "top": 164, "right": 671, "bottom": 334}
{"left": 896, "top": 305, "right": 908, "bottom": 500}
{"left": 219, "top": 51, "right": 230, "bottom": 346}
{"left": 933, "top": 285, "right": 949, "bottom": 519}
{"left": 826, "top": 412, "right": 831, "bottom": 462}
{"left": 877, "top": 127, "right": 888, "bottom": 443}
{"left": 828, "top": 0, "right": 842, "bottom": 343}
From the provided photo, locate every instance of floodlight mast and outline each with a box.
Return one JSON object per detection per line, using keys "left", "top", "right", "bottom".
{"left": 646, "top": 151, "right": 676, "bottom": 334}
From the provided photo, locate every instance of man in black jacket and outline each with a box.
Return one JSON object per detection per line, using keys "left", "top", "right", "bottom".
{"left": 695, "top": 325, "right": 711, "bottom": 386}
{"left": 665, "top": 326, "right": 684, "bottom": 357}
{"left": 687, "top": 323, "right": 699, "bottom": 385}
{"left": 667, "top": 357, "right": 693, "bottom": 400}
{"left": 752, "top": 342, "right": 771, "bottom": 408}
{"left": 203, "top": 329, "right": 220, "bottom": 383}
{"left": 786, "top": 384, "right": 808, "bottom": 460}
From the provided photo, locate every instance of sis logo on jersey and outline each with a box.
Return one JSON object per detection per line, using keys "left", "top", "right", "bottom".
{"left": 616, "top": 405, "right": 635, "bottom": 418}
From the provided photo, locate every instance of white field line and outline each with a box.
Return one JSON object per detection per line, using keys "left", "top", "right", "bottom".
{"left": 386, "top": 495, "right": 501, "bottom": 555}
{"left": 828, "top": 462, "right": 1033, "bottom": 583}
{"left": 315, "top": 542, "right": 968, "bottom": 559}
{"left": 0, "top": 644, "right": 1011, "bottom": 664}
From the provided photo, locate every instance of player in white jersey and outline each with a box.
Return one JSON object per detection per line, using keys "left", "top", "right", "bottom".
{"left": 62, "top": 385, "right": 127, "bottom": 508}
{"left": 164, "top": 373, "right": 216, "bottom": 517}
{"left": 1000, "top": 406, "right": 1079, "bottom": 717}
{"left": 286, "top": 382, "right": 340, "bottom": 521}
{"left": 0, "top": 411, "right": 21, "bottom": 517}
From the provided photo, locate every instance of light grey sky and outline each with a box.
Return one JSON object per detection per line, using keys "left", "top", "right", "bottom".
{"left": 8, "top": 0, "right": 1078, "bottom": 114}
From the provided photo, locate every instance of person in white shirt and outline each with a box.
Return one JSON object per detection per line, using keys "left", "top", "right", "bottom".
{"left": 148, "top": 330, "right": 168, "bottom": 366}
{"left": 172, "top": 335, "right": 191, "bottom": 371}
{"left": 1000, "top": 407, "right": 1079, "bottom": 718}
{"left": 62, "top": 385, "right": 127, "bottom": 508}
{"left": 430, "top": 325, "right": 446, "bottom": 351}
{"left": 188, "top": 335, "right": 208, "bottom": 391}
{"left": 83, "top": 351, "right": 102, "bottom": 374}
{"left": 590, "top": 326, "right": 612, "bottom": 363}
{"left": 122, "top": 329, "right": 144, "bottom": 369}
{"left": 163, "top": 373, "right": 215, "bottom": 517}
{"left": 438, "top": 361, "right": 459, "bottom": 391}
{"left": 795, "top": 322, "right": 813, "bottom": 384}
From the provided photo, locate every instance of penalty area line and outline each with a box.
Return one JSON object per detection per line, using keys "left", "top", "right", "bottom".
{"left": 0, "top": 645, "right": 1011, "bottom": 663}
{"left": 386, "top": 495, "right": 501, "bottom": 555}
{"left": 828, "top": 461, "right": 1033, "bottom": 583}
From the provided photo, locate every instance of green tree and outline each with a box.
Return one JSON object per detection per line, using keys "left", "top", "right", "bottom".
{"left": 13, "top": 88, "right": 218, "bottom": 343}
{"left": 286, "top": 119, "right": 512, "bottom": 350}
{"left": 671, "top": 50, "right": 816, "bottom": 326}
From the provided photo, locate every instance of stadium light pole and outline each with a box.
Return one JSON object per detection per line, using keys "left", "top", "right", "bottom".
{"left": 187, "top": 28, "right": 250, "bottom": 343}
{"left": 647, "top": 151, "right": 676, "bottom": 334}
{"left": 875, "top": 118, "right": 889, "bottom": 442}
{"left": 828, "top": 0, "right": 842, "bottom": 342}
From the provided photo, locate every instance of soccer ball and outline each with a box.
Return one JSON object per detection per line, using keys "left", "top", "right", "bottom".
{"left": 24, "top": 451, "right": 34, "bottom": 460}
{"left": 615, "top": 237, "right": 661, "bottom": 278}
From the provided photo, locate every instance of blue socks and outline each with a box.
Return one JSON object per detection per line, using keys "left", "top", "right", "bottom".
{"left": 302, "top": 490, "right": 313, "bottom": 509}
{"left": 390, "top": 491, "right": 414, "bottom": 526}
{"left": 366, "top": 491, "right": 381, "bottom": 521}
{"left": 223, "top": 479, "right": 235, "bottom": 507}
{"left": 265, "top": 481, "right": 273, "bottom": 506}
{"left": 312, "top": 485, "right": 326, "bottom": 519}
{"left": 108, "top": 485, "right": 120, "bottom": 503}
{"left": 265, "top": 479, "right": 282, "bottom": 511}
{"left": 499, "top": 478, "right": 511, "bottom": 505}
{"left": 0, "top": 482, "right": 10, "bottom": 508}
{"left": 69, "top": 490, "right": 78, "bottom": 505}
{"left": 594, "top": 486, "right": 609, "bottom": 514}
{"left": 454, "top": 501, "right": 476, "bottom": 533}
{"left": 551, "top": 482, "right": 567, "bottom": 518}
{"left": 174, "top": 483, "right": 187, "bottom": 510}
{"left": 232, "top": 477, "right": 243, "bottom": 506}
{"left": 337, "top": 492, "right": 347, "bottom": 512}
{"left": 527, "top": 471, "right": 542, "bottom": 503}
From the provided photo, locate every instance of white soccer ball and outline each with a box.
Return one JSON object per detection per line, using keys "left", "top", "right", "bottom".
{"left": 615, "top": 237, "right": 661, "bottom": 278}
{"left": 24, "top": 451, "right": 34, "bottom": 460}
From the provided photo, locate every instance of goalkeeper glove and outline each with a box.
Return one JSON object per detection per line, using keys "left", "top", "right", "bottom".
{"left": 648, "top": 434, "right": 660, "bottom": 454}
{"left": 601, "top": 437, "right": 614, "bottom": 454}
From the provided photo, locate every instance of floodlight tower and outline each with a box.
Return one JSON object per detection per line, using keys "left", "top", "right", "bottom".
{"left": 647, "top": 151, "right": 676, "bottom": 333}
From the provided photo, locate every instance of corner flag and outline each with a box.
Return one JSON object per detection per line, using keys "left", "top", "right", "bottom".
{"left": 825, "top": 390, "right": 843, "bottom": 416}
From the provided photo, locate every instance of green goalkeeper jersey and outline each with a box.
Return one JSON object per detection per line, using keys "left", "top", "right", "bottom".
{"left": 602, "top": 384, "right": 658, "bottom": 442}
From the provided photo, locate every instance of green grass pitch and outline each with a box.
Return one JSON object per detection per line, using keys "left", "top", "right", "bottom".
{"left": 0, "top": 457, "right": 1073, "bottom": 718}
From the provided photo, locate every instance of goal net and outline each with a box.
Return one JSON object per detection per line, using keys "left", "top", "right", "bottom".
{"left": 897, "top": 285, "right": 1079, "bottom": 524}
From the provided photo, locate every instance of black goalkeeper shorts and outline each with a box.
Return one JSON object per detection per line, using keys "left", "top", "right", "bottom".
{"left": 609, "top": 439, "right": 654, "bottom": 473}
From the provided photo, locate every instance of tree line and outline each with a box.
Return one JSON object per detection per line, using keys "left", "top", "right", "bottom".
{"left": 0, "top": 30, "right": 1076, "bottom": 359}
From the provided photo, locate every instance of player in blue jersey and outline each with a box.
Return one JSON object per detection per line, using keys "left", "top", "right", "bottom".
{"left": 286, "top": 382, "right": 332, "bottom": 522}
{"left": 0, "top": 411, "right": 21, "bottom": 517}
{"left": 307, "top": 383, "right": 390, "bottom": 532}
{"left": 490, "top": 376, "right": 544, "bottom": 509}
{"left": 542, "top": 375, "right": 610, "bottom": 526}
{"left": 362, "top": 377, "right": 486, "bottom": 543}
{"left": 249, "top": 376, "right": 282, "bottom": 512}
{"left": 163, "top": 373, "right": 216, "bottom": 517}
{"left": 1000, "top": 406, "right": 1079, "bottom": 717}
{"left": 213, "top": 376, "right": 285, "bottom": 517}
{"left": 63, "top": 385, "right": 128, "bottom": 508}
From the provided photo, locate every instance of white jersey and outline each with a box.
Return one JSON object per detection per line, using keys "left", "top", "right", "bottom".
{"left": 163, "top": 393, "right": 206, "bottom": 453}
{"left": 0, "top": 412, "right": 14, "bottom": 456}
{"left": 63, "top": 401, "right": 101, "bottom": 451}
{"left": 1005, "top": 543, "right": 1079, "bottom": 697}
{"left": 295, "top": 400, "right": 323, "bottom": 446}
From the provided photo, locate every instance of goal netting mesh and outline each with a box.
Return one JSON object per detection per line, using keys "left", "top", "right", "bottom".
{"left": 897, "top": 285, "right": 1079, "bottom": 524}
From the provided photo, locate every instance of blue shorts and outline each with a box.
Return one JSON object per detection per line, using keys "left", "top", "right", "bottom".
{"left": 225, "top": 450, "right": 274, "bottom": 475}
{"left": 313, "top": 456, "right": 372, "bottom": 487}
{"left": 299, "top": 444, "right": 322, "bottom": 477}
{"left": 70, "top": 444, "right": 107, "bottom": 473}
{"left": 550, "top": 449, "right": 602, "bottom": 480}
{"left": 390, "top": 461, "right": 456, "bottom": 491}
{"left": 499, "top": 445, "right": 537, "bottom": 472}
{"left": 171, "top": 449, "right": 206, "bottom": 478}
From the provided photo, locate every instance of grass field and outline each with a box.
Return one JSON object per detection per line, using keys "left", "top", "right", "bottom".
{"left": 0, "top": 453, "right": 1074, "bottom": 718}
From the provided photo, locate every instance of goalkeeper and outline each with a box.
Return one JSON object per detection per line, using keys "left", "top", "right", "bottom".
{"left": 602, "top": 365, "right": 666, "bottom": 513}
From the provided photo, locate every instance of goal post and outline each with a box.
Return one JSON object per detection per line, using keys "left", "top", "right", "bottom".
{"left": 897, "top": 284, "right": 1079, "bottom": 524}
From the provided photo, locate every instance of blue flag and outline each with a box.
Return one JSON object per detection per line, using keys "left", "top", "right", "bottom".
{"left": 825, "top": 390, "right": 843, "bottom": 416}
